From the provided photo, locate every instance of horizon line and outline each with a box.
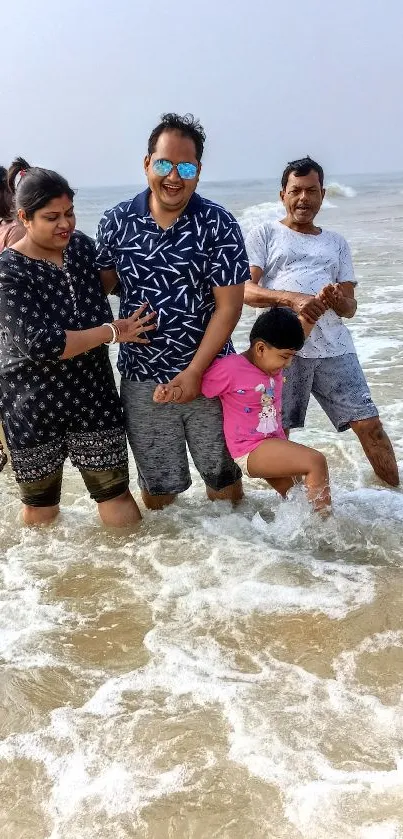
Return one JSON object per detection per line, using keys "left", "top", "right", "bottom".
{"left": 75, "top": 169, "right": 403, "bottom": 191}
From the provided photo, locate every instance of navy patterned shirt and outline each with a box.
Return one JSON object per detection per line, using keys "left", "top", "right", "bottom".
{"left": 95, "top": 189, "right": 249, "bottom": 383}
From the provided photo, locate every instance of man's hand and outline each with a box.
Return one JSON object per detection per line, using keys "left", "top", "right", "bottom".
{"left": 317, "top": 282, "right": 357, "bottom": 318}
{"left": 290, "top": 292, "right": 329, "bottom": 324}
{"left": 153, "top": 368, "right": 202, "bottom": 404}
{"left": 317, "top": 283, "right": 343, "bottom": 308}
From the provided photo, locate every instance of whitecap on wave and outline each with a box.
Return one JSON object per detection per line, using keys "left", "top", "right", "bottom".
{"left": 325, "top": 181, "right": 357, "bottom": 198}
{"left": 238, "top": 200, "right": 283, "bottom": 236}
{"left": 238, "top": 197, "right": 337, "bottom": 236}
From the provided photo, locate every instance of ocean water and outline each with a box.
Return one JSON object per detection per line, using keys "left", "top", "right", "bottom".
{"left": 1, "top": 173, "right": 403, "bottom": 839}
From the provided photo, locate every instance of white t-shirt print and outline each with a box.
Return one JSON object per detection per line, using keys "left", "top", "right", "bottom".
{"left": 245, "top": 220, "right": 357, "bottom": 359}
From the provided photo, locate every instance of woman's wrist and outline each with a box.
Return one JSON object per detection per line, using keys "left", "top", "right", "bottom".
{"left": 102, "top": 322, "right": 121, "bottom": 344}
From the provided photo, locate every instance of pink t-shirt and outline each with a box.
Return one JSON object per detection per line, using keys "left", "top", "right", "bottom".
{"left": 202, "top": 354, "right": 286, "bottom": 458}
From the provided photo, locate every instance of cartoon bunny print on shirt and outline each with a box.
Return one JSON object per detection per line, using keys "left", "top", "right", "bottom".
{"left": 255, "top": 379, "right": 278, "bottom": 435}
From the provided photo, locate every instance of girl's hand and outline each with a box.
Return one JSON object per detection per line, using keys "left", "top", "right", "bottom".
{"left": 153, "top": 369, "right": 202, "bottom": 403}
{"left": 113, "top": 303, "right": 156, "bottom": 344}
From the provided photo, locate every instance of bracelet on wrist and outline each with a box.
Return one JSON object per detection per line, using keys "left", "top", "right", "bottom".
{"left": 102, "top": 322, "right": 118, "bottom": 344}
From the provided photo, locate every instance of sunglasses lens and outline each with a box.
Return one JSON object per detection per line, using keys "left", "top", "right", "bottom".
{"left": 152, "top": 159, "right": 173, "bottom": 176}
{"left": 176, "top": 162, "right": 198, "bottom": 179}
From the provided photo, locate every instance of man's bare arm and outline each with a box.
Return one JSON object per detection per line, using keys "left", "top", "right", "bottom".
{"left": 187, "top": 283, "right": 244, "bottom": 375}
{"left": 100, "top": 268, "right": 120, "bottom": 295}
{"left": 153, "top": 283, "right": 244, "bottom": 403}
{"left": 244, "top": 267, "right": 292, "bottom": 308}
{"left": 244, "top": 265, "right": 327, "bottom": 324}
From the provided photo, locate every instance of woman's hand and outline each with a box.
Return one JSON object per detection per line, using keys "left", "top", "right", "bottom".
{"left": 113, "top": 303, "right": 156, "bottom": 344}
{"left": 61, "top": 304, "right": 157, "bottom": 360}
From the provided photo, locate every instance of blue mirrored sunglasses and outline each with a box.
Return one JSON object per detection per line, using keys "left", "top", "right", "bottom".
{"left": 152, "top": 159, "right": 198, "bottom": 180}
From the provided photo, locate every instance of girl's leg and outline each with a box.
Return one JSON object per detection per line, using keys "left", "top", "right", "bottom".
{"left": 266, "top": 476, "right": 295, "bottom": 497}
{"left": 247, "top": 439, "right": 331, "bottom": 511}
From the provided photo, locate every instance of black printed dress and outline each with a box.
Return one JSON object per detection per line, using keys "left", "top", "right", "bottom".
{"left": 0, "top": 231, "right": 127, "bottom": 483}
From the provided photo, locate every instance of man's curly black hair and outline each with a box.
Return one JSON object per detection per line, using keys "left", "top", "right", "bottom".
{"left": 147, "top": 113, "right": 206, "bottom": 161}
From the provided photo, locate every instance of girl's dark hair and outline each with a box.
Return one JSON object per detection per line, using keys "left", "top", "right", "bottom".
{"left": 250, "top": 307, "right": 305, "bottom": 351}
{"left": 0, "top": 166, "right": 12, "bottom": 220}
{"left": 8, "top": 156, "right": 31, "bottom": 194}
{"left": 15, "top": 167, "right": 75, "bottom": 219}
{"left": 148, "top": 112, "right": 206, "bottom": 161}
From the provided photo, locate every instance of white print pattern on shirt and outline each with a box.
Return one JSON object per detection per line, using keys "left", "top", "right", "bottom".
{"left": 245, "top": 220, "right": 357, "bottom": 359}
{"left": 95, "top": 191, "right": 249, "bottom": 383}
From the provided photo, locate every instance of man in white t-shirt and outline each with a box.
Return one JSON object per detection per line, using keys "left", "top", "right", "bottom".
{"left": 244, "top": 156, "right": 398, "bottom": 486}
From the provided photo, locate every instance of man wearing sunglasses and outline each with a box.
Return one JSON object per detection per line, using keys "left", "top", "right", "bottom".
{"left": 95, "top": 113, "right": 249, "bottom": 510}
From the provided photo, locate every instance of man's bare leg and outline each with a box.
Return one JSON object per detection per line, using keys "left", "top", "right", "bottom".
{"left": 206, "top": 478, "right": 243, "bottom": 503}
{"left": 350, "top": 417, "right": 399, "bottom": 487}
{"left": 141, "top": 489, "right": 177, "bottom": 510}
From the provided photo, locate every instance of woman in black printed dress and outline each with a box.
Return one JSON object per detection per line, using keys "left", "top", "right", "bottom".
{"left": 0, "top": 167, "right": 155, "bottom": 526}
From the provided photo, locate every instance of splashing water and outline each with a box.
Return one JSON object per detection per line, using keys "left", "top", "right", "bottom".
{"left": 1, "top": 174, "right": 403, "bottom": 839}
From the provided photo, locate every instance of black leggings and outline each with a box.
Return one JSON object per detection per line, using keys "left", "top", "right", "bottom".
{"left": 18, "top": 466, "right": 130, "bottom": 507}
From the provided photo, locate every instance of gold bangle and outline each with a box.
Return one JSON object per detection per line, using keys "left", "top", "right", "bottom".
{"left": 102, "top": 322, "right": 118, "bottom": 344}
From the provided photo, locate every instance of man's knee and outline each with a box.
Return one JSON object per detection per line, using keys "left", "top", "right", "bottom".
{"left": 141, "top": 489, "right": 177, "bottom": 510}
{"left": 206, "top": 478, "right": 243, "bottom": 503}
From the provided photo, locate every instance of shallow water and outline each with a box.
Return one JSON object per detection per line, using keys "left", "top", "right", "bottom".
{"left": 1, "top": 175, "right": 403, "bottom": 838}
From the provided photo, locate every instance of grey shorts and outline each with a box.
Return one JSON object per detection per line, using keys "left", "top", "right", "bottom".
{"left": 121, "top": 378, "right": 241, "bottom": 495}
{"left": 282, "top": 353, "right": 379, "bottom": 432}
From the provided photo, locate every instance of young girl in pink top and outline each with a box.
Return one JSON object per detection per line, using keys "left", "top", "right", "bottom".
{"left": 201, "top": 307, "right": 331, "bottom": 512}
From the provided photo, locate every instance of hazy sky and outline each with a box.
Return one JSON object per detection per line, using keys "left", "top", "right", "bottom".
{"left": 2, "top": 0, "right": 403, "bottom": 187}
